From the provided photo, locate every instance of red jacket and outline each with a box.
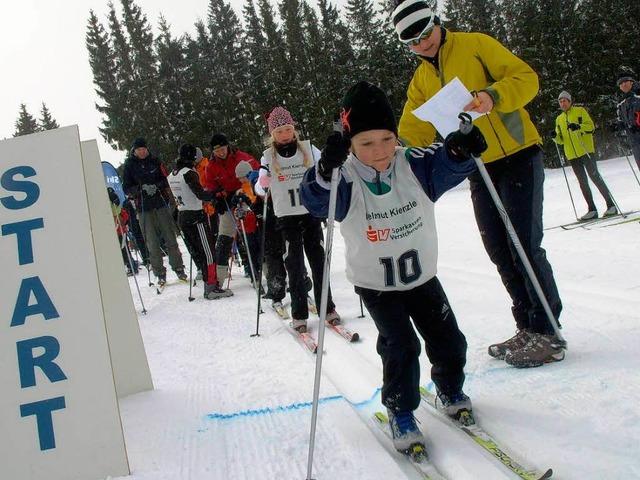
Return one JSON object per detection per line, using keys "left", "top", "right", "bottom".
{"left": 203, "top": 148, "right": 259, "bottom": 195}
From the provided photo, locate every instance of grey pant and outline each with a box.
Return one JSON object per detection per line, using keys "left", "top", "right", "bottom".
{"left": 139, "top": 207, "right": 184, "bottom": 277}
{"left": 569, "top": 154, "right": 614, "bottom": 211}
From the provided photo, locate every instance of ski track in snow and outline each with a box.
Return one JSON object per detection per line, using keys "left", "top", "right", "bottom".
{"left": 114, "top": 157, "right": 640, "bottom": 480}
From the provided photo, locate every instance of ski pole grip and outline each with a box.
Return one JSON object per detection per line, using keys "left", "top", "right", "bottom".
{"left": 458, "top": 112, "right": 473, "bottom": 135}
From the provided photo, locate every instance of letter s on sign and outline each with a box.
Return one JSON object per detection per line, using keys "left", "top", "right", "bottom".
{"left": 1, "top": 166, "right": 40, "bottom": 210}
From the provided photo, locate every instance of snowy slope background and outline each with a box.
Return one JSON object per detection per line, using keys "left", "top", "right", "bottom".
{"left": 113, "top": 156, "right": 640, "bottom": 480}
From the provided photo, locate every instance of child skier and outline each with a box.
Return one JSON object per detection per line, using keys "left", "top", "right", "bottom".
{"left": 300, "top": 81, "right": 487, "bottom": 455}
{"left": 168, "top": 143, "right": 232, "bottom": 300}
{"left": 255, "top": 106, "right": 339, "bottom": 332}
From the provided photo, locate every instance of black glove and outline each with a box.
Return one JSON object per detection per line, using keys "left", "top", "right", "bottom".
{"left": 567, "top": 123, "right": 580, "bottom": 131}
{"left": 549, "top": 130, "right": 557, "bottom": 139}
{"left": 231, "top": 192, "right": 251, "bottom": 208}
{"left": 107, "top": 187, "right": 120, "bottom": 206}
{"left": 318, "top": 132, "right": 350, "bottom": 181}
{"left": 212, "top": 187, "right": 228, "bottom": 213}
{"left": 445, "top": 125, "right": 488, "bottom": 161}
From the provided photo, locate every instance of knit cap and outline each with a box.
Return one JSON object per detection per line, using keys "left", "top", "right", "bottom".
{"left": 210, "top": 132, "right": 229, "bottom": 150}
{"left": 616, "top": 75, "right": 635, "bottom": 86}
{"left": 391, "top": 0, "right": 437, "bottom": 42}
{"left": 265, "top": 107, "right": 295, "bottom": 134}
{"left": 235, "top": 160, "right": 253, "bottom": 179}
{"left": 179, "top": 143, "right": 197, "bottom": 161}
{"left": 132, "top": 137, "right": 147, "bottom": 149}
{"left": 340, "top": 81, "right": 397, "bottom": 141}
{"left": 558, "top": 91, "right": 572, "bottom": 102}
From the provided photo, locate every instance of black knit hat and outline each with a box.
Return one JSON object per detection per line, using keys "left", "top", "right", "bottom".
{"left": 179, "top": 143, "right": 197, "bottom": 161}
{"left": 132, "top": 137, "right": 147, "bottom": 149}
{"left": 210, "top": 132, "right": 229, "bottom": 149}
{"left": 340, "top": 81, "right": 397, "bottom": 140}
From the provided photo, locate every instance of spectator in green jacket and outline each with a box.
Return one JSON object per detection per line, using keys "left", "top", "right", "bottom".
{"left": 552, "top": 91, "right": 616, "bottom": 220}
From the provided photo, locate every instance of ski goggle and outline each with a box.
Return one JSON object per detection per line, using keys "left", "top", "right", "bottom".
{"left": 399, "top": 17, "right": 436, "bottom": 46}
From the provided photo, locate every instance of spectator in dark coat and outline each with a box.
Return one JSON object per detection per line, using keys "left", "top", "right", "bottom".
{"left": 122, "top": 137, "right": 186, "bottom": 285}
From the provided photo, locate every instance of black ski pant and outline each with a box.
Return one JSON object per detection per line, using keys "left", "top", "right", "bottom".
{"left": 629, "top": 133, "right": 640, "bottom": 172}
{"left": 278, "top": 214, "right": 334, "bottom": 320}
{"left": 264, "top": 214, "right": 287, "bottom": 302}
{"left": 569, "top": 153, "right": 614, "bottom": 211}
{"left": 469, "top": 146, "right": 562, "bottom": 335}
{"left": 179, "top": 210, "right": 218, "bottom": 285}
{"left": 356, "top": 276, "right": 467, "bottom": 414}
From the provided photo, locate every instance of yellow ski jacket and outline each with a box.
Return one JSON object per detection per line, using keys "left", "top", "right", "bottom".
{"left": 398, "top": 30, "right": 542, "bottom": 163}
{"left": 553, "top": 106, "right": 595, "bottom": 160}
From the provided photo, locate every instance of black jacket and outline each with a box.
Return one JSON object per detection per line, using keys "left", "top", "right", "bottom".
{"left": 122, "top": 152, "right": 172, "bottom": 212}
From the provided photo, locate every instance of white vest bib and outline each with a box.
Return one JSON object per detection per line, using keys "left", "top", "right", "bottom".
{"left": 340, "top": 151, "right": 438, "bottom": 291}
{"left": 168, "top": 168, "right": 203, "bottom": 211}
{"left": 264, "top": 141, "right": 314, "bottom": 217}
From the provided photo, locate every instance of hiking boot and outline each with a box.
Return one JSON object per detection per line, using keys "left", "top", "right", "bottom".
{"left": 603, "top": 206, "right": 617, "bottom": 216}
{"left": 157, "top": 273, "right": 167, "bottom": 286}
{"left": 435, "top": 389, "right": 473, "bottom": 424}
{"left": 387, "top": 409, "right": 426, "bottom": 453}
{"left": 488, "top": 330, "right": 530, "bottom": 360}
{"left": 504, "top": 332, "right": 565, "bottom": 368}
{"left": 325, "top": 309, "right": 341, "bottom": 325}
{"left": 291, "top": 319, "right": 307, "bottom": 333}
{"left": 204, "top": 284, "right": 233, "bottom": 300}
{"left": 580, "top": 210, "right": 597, "bottom": 221}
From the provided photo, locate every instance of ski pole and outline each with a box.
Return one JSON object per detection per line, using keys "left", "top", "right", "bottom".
{"left": 238, "top": 215, "right": 259, "bottom": 289}
{"left": 552, "top": 140, "right": 579, "bottom": 221}
{"left": 357, "top": 295, "right": 365, "bottom": 318}
{"left": 616, "top": 138, "right": 640, "bottom": 187}
{"left": 252, "top": 190, "right": 270, "bottom": 338}
{"left": 116, "top": 214, "right": 147, "bottom": 314}
{"left": 459, "top": 113, "right": 565, "bottom": 346}
{"left": 306, "top": 123, "right": 342, "bottom": 480}
{"left": 188, "top": 254, "right": 195, "bottom": 301}
{"left": 138, "top": 191, "right": 154, "bottom": 287}
{"left": 573, "top": 133, "right": 625, "bottom": 217}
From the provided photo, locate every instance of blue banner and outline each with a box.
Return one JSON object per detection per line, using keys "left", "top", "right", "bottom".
{"left": 101, "top": 162, "right": 125, "bottom": 204}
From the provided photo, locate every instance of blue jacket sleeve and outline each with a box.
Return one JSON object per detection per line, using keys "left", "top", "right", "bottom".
{"left": 407, "top": 145, "right": 476, "bottom": 201}
{"left": 300, "top": 166, "right": 352, "bottom": 221}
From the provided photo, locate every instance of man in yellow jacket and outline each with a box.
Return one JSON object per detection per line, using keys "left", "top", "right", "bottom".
{"left": 553, "top": 91, "right": 616, "bottom": 220}
{"left": 391, "top": 0, "right": 564, "bottom": 368}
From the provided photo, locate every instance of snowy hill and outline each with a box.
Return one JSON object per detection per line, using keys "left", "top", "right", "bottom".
{"left": 115, "top": 156, "right": 640, "bottom": 480}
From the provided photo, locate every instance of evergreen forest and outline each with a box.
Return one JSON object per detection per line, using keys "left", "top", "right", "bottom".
{"left": 84, "top": 0, "right": 640, "bottom": 167}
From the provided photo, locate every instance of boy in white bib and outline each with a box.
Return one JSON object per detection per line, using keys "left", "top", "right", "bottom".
{"left": 301, "top": 81, "right": 487, "bottom": 455}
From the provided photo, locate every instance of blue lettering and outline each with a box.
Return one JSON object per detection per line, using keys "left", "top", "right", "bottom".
{"left": 17, "top": 336, "right": 68, "bottom": 388}
{"left": 0, "top": 166, "right": 40, "bottom": 210}
{"left": 20, "top": 396, "right": 66, "bottom": 451}
{"left": 2, "top": 218, "right": 45, "bottom": 265}
{"left": 10, "top": 276, "right": 60, "bottom": 327}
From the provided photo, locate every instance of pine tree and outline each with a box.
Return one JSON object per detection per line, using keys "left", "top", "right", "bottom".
{"left": 14, "top": 104, "right": 40, "bottom": 137}
{"left": 39, "top": 102, "right": 60, "bottom": 131}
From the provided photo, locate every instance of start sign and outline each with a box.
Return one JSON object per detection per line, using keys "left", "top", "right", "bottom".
{"left": 0, "top": 127, "right": 129, "bottom": 479}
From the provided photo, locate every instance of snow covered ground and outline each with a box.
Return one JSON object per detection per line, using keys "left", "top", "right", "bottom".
{"left": 115, "top": 155, "right": 640, "bottom": 480}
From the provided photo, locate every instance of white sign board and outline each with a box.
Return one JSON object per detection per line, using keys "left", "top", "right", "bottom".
{"left": 81, "top": 139, "right": 153, "bottom": 398}
{"left": 0, "top": 127, "right": 129, "bottom": 479}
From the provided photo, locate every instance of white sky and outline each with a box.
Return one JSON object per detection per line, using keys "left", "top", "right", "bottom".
{"left": 1, "top": 0, "right": 227, "bottom": 167}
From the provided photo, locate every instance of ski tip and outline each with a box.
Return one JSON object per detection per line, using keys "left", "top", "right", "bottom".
{"left": 538, "top": 468, "right": 553, "bottom": 479}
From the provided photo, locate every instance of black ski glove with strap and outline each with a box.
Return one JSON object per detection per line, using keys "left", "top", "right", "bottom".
{"left": 318, "top": 132, "right": 350, "bottom": 181}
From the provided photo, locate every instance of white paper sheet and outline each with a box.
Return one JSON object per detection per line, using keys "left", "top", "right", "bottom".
{"left": 411, "top": 77, "right": 484, "bottom": 137}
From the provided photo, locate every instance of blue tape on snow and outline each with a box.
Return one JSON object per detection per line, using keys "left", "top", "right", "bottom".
{"left": 205, "top": 388, "right": 382, "bottom": 422}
